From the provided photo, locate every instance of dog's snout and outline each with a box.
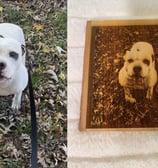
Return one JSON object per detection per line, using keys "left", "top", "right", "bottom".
{"left": 0, "top": 62, "right": 6, "bottom": 70}
{"left": 133, "top": 66, "right": 142, "bottom": 75}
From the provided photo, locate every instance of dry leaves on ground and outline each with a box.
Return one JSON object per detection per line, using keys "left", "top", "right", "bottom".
{"left": 0, "top": 0, "right": 67, "bottom": 167}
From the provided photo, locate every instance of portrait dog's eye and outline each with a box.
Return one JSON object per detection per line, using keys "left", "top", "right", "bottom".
{"left": 127, "top": 59, "right": 134, "bottom": 63}
{"left": 0, "top": 35, "right": 4, "bottom": 38}
{"left": 143, "top": 59, "right": 150, "bottom": 66}
{"left": 9, "top": 51, "right": 19, "bottom": 60}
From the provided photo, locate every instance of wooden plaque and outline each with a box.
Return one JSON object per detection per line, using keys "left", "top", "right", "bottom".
{"left": 80, "top": 20, "right": 158, "bottom": 131}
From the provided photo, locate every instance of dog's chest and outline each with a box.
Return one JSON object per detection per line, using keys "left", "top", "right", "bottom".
{"left": 0, "top": 79, "right": 19, "bottom": 96}
{"left": 126, "top": 77, "right": 148, "bottom": 89}
{"left": 0, "top": 87, "right": 12, "bottom": 96}
{"left": 0, "top": 84, "right": 16, "bottom": 96}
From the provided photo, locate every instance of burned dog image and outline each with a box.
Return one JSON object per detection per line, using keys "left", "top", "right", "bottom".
{"left": 119, "top": 42, "right": 157, "bottom": 103}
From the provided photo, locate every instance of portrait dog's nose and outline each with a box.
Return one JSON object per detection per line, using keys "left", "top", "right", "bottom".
{"left": 0, "top": 62, "right": 6, "bottom": 70}
{"left": 133, "top": 66, "right": 142, "bottom": 75}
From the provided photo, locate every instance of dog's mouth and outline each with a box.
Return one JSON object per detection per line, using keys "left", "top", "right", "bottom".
{"left": 131, "top": 74, "right": 143, "bottom": 79}
{"left": 127, "top": 74, "right": 146, "bottom": 87}
{"left": 126, "top": 76, "right": 146, "bottom": 90}
{"left": 128, "top": 74, "right": 145, "bottom": 83}
{"left": 0, "top": 74, "right": 11, "bottom": 81}
{"left": 128, "top": 73, "right": 144, "bottom": 79}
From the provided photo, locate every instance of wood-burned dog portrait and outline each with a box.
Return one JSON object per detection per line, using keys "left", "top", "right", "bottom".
{"left": 80, "top": 20, "right": 158, "bottom": 130}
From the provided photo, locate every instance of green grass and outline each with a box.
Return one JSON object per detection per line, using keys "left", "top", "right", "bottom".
{"left": 54, "top": 11, "right": 67, "bottom": 37}
{"left": 0, "top": 157, "right": 23, "bottom": 168}
{"left": 31, "top": 71, "right": 45, "bottom": 90}
{"left": 15, "top": 121, "right": 31, "bottom": 136}
{"left": 4, "top": 7, "right": 33, "bottom": 26}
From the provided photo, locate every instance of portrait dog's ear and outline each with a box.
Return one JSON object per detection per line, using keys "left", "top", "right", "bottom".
{"left": 123, "top": 50, "right": 130, "bottom": 61}
{"left": 150, "top": 47, "right": 155, "bottom": 63}
{"left": 21, "top": 44, "right": 26, "bottom": 56}
{"left": 151, "top": 48, "right": 155, "bottom": 62}
{"left": 152, "top": 54, "right": 155, "bottom": 62}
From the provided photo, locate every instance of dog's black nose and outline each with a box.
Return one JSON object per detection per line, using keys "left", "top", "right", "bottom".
{"left": 133, "top": 66, "right": 142, "bottom": 75}
{"left": 0, "top": 62, "right": 6, "bottom": 70}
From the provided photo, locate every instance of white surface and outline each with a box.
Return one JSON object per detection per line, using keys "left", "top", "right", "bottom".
{"left": 68, "top": 18, "right": 87, "bottom": 47}
{"left": 68, "top": 48, "right": 84, "bottom": 82}
{"left": 68, "top": 155, "right": 158, "bottom": 168}
{"left": 68, "top": 0, "right": 158, "bottom": 167}
{"left": 68, "top": 83, "right": 81, "bottom": 119}
{"left": 68, "top": 0, "right": 158, "bottom": 18}
{"left": 69, "top": 120, "right": 158, "bottom": 158}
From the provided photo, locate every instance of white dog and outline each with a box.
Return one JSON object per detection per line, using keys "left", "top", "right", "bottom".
{"left": 0, "top": 23, "right": 28, "bottom": 109}
{"left": 119, "top": 42, "right": 157, "bottom": 103}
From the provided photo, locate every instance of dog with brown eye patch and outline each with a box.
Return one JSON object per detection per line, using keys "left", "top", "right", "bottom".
{"left": 118, "top": 42, "right": 157, "bottom": 103}
{"left": 0, "top": 23, "right": 28, "bottom": 110}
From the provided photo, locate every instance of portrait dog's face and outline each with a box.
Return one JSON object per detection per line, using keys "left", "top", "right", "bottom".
{"left": 119, "top": 42, "right": 157, "bottom": 103}
{"left": 0, "top": 37, "right": 23, "bottom": 83}
{"left": 123, "top": 42, "right": 154, "bottom": 79}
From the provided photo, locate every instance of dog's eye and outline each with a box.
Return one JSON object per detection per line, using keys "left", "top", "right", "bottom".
{"left": 143, "top": 59, "right": 150, "bottom": 66}
{"left": 128, "top": 59, "right": 134, "bottom": 63}
{"left": 9, "top": 51, "right": 19, "bottom": 60}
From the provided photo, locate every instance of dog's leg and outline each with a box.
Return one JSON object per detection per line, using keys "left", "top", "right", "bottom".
{"left": 11, "top": 92, "right": 22, "bottom": 110}
{"left": 124, "top": 87, "right": 136, "bottom": 103}
{"left": 146, "top": 87, "right": 153, "bottom": 100}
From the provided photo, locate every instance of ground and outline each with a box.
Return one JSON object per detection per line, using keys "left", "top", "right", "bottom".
{"left": 87, "top": 25, "right": 158, "bottom": 129}
{"left": 0, "top": 0, "right": 67, "bottom": 167}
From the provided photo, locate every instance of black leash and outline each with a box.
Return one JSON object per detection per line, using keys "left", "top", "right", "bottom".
{"left": 28, "top": 69, "right": 38, "bottom": 168}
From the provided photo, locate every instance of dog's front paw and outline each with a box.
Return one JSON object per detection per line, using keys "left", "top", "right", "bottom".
{"left": 124, "top": 88, "right": 136, "bottom": 103}
{"left": 146, "top": 87, "right": 153, "bottom": 100}
{"left": 125, "top": 95, "right": 136, "bottom": 103}
{"left": 11, "top": 100, "right": 21, "bottom": 110}
{"left": 11, "top": 92, "right": 22, "bottom": 110}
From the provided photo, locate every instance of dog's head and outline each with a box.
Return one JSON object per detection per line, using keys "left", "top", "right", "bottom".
{"left": 0, "top": 36, "right": 25, "bottom": 83}
{"left": 123, "top": 42, "right": 155, "bottom": 78}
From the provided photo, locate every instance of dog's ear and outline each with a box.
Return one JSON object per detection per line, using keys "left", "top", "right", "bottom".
{"left": 21, "top": 44, "right": 26, "bottom": 56}
{"left": 151, "top": 49, "right": 155, "bottom": 62}
{"left": 152, "top": 54, "right": 155, "bottom": 62}
{"left": 150, "top": 47, "right": 155, "bottom": 62}
{"left": 151, "top": 48, "right": 156, "bottom": 62}
{"left": 123, "top": 50, "right": 130, "bottom": 60}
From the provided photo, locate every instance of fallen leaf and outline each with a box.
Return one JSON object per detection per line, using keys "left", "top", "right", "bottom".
{"left": 33, "top": 24, "right": 44, "bottom": 31}
{"left": 42, "top": 46, "right": 50, "bottom": 53}
{"left": 59, "top": 72, "right": 66, "bottom": 80}
{"left": 55, "top": 112, "right": 65, "bottom": 122}
{"left": 56, "top": 46, "right": 66, "bottom": 54}
{"left": 0, "top": 6, "right": 3, "bottom": 13}
{"left": 0, "top": 122, "right": 15, "bottom": 134}
{"left": 44, "top": 69, "right": 59, "bottom": 82}
{"left": 38, "top": 151, "right": 47, "bottom": 167}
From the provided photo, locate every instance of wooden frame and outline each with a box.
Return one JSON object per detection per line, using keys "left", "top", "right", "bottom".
{"left": 80, "top": 20, "right": 158, "bottom": 131}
